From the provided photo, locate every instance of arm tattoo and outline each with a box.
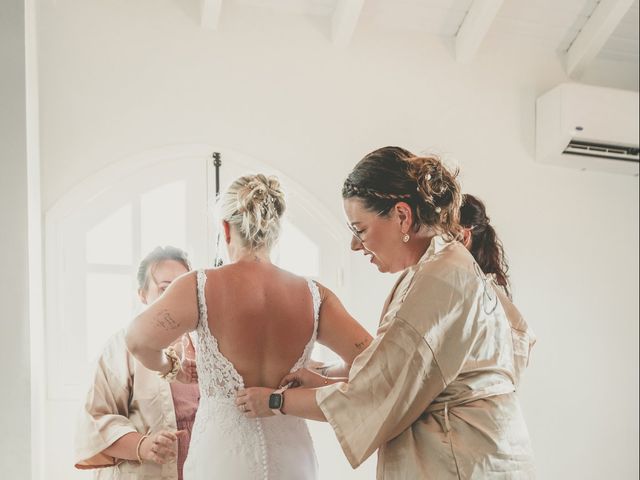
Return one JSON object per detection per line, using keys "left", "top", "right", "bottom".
{"left": 355, "top": 338, "right": 369, "bottom": 350}
{"left": 154, "top": 309, "right": 181, "bottom": 331}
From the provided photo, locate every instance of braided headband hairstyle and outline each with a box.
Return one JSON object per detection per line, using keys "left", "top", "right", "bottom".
{"left": 219, "top": 173, "right": 286, "bottom": 250}
{"left": 342, "top": 146, "right": 463, "bottom": 240}
{"left": 460, "top": 194, "right": 511, "bottom": 298}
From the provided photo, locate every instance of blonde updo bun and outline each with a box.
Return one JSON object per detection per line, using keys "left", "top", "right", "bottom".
{"left": 220, "top": 174, "right": 286, "bottom": 250}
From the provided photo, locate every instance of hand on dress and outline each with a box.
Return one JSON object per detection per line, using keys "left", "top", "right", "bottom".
{"left": 176, "top": 358, "right": 198, "bottom": 384}
{"left": 236, "top": 388, "right": 274, "bottom": 418}
{"left": 279, "top": 368, "right": 328, "bottom": 389}
{"left": 139, "top": 430, "right": 187, "bottom": 464}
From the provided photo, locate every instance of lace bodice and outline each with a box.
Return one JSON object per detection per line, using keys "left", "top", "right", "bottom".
{"left": 185, "top": 269, "right": 320, "bottom": 480}
{"left": 193, "top": 269, "right": 322, "bottom": 401}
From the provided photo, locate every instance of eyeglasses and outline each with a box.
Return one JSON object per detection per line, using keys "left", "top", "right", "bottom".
{"left": 347, "top": 223, "right": 365, "bottom": 243}
{"left": 346, "top": 209, "right": 388, "bottom": 244}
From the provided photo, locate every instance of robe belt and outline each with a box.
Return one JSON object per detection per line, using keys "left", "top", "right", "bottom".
{"left": 423, "top": 383, "right": 516, "bottom": 433}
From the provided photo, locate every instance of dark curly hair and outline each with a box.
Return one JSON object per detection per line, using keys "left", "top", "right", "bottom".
{"left": 460, "top": 194, "right": 511, "bottom": 298}
{"left": 342, "top": 146, "right": 463, "bottom": 239}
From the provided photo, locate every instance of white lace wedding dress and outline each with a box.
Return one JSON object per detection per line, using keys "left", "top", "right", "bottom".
{"left": 183, "top": 270, "right": 320, "bottom": 480}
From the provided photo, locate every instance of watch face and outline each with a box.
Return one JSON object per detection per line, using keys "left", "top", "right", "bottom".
{"left": 269, "top": 393, "right": 283, "bottom": 410}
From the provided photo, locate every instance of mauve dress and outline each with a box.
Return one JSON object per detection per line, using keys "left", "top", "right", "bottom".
{"left": 170, "top": 382, "right": 201, "bottom": 480}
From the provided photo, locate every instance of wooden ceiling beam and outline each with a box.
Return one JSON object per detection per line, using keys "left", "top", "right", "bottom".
{"left": 565, "top": 0, "right": 635, "bottom": 78}
{"left": 455, "top": 0, "right": 505, "bottom": 63}
{"left": 331, "top": 0, "right": 366, "bottom": 47}
{"left": 201, "top": 0, "right": 223, "bottom": 30}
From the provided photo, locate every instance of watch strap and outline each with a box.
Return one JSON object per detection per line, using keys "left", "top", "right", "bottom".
{"left": 270, "top": 385, "right": 289, "bottom": 416}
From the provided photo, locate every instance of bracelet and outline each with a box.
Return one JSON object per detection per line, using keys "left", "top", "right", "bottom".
{"left": 136, "top": 434, "right": 149, "bottom": 464}
{"left": 158, "top": 346, "right": 181, "bottom": 383}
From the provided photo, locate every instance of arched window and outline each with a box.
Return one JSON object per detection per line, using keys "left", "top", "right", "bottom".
{"left": 46, "top": 145, "right": 349, "bottom": 397}
{"left": 43, "top": 145, "right": 370, "bottom": 479}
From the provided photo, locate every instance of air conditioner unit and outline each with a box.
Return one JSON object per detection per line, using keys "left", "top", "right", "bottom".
{"left": 536, "top": 83, "right": 639, "bottom": 176}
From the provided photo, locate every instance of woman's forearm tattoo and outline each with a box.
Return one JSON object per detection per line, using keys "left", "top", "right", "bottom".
{"left": 154, "top": 309, "right": 180, "bottom": 331}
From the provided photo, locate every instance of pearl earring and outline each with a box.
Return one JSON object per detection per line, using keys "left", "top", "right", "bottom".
{"left": 402, "top": 233, "right": 410, "bottom": 243}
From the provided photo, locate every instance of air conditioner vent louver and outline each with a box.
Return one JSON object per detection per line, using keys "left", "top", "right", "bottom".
{"left": 536, "top": 83, "right": 639, "bottom": 176}
{"left": 563, "top": 140, "right": 640, "bottom": 163}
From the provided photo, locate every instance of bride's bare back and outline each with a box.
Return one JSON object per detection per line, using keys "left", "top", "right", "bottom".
{"left": 126, "top": 174, "right": 375, "bottom": 479}
{"left": 205, "top": 260, "right": 316, "bottom": 388}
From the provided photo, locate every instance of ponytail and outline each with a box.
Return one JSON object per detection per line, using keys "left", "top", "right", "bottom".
{"left": 460, "top": 195, "right": 511, "bottom": 298}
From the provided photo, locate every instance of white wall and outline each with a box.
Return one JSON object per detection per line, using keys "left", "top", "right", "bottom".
{"left": 0, "top": 1, "right": 32, "bottom": 478}
{"left": 37, "top": 1, "right": 639, "bottom": 479}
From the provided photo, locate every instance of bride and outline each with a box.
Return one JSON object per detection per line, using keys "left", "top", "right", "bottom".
{"left": 126, "top": 173, "right": 372, "bottom": 479}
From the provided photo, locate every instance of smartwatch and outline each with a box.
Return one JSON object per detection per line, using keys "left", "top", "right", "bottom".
{"left": 268, "top": 385, "right": 289, "bottom": 416}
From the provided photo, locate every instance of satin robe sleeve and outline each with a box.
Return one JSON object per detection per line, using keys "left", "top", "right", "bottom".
{"left": 74, "top": 334, "right": 138, "bottom": 469}
{"left": 316, "top": 269, "right": 475, "bottom": 468}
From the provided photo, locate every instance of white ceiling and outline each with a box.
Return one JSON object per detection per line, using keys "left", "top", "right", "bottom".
{"left": 233, "top": 0, "right": 339, "bottom": 17}
{"left": 361, "top": 0, "right": 475, "bottom": 35}
{"left": 229, "top": 0, "right": 639, "bottom": 65}
{"left": 600, "top": 0, "right": 639, "bottom": 61}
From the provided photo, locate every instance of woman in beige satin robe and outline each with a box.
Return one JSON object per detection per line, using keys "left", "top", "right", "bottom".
{"left": 238, "top": 147, "right": 536, "bottom": 479}
{"left": 460, "top": 193, "right": 536, "bottom": 387}
{"left": 75, "top": 246, "right": 200, "bottom": 480}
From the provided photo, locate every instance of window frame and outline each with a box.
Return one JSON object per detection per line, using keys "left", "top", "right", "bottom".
{"left": 44, "top": 144, "right": 351, "bottom": 400}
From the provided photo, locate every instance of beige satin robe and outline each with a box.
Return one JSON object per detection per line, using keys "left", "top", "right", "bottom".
{"left": 74, "top": 329, "right": 180, "bottom": 479}
{"left": 317, "top": 237, "right": 536, "bottom": 479}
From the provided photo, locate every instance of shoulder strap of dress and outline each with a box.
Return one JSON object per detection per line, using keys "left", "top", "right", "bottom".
{"left": 306, "top": 278, "right": 321, "bottom": 325}
{"left": 196, "top": 269, "right": 208, "bottom": 329}
{"left": 288, "top": 279, "right": 322, "bottom": 373}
